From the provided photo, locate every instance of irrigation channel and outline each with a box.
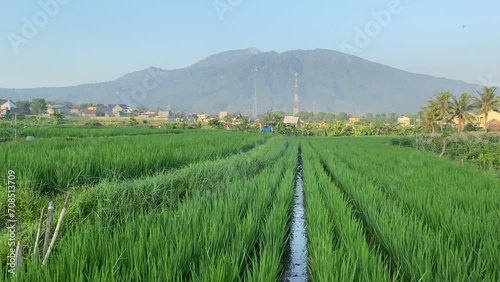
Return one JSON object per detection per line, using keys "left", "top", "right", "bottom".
{"left": 284, "top": 148, "right": 308, "bottom": 281}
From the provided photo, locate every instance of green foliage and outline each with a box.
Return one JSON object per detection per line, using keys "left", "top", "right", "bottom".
{"left": 1, "top": 135, "right": 288, "bottom": 280}
{"left": 392, "top": 133, "right": 500, "bottom": 171}
{"left": 6, "top": 125, "right": 180, "bottom": 138}
{"left": 15, "top": 100, "right": 31, "bottom": 115}
{"left": 128, "top": 117, "right": 138, "bottom": 126}
{"left": 78, "top": 103, "right": 93, "bottom": 110}
{"left": 3, "top": 110, "right": 12, "bottom": 120}
{"left": 95, "top": 109, "right": 105, "bottom": 117}
{"left": 475, "top": 86, "right": 500, "bottom": 132}
{"left": 2, "top": 133, "right": 498, "bottom": 280}
{"left": 450, "top": 93, "right": 476, "bottom": 132}
{"left": 30, "top": 98, "right": 47, "bottom": 115}
{"left": 463, "top": 123, "right": 479, "bottom": 132}
{"left": 302, "top": 142, "right": 392, "bottom": 281}
{"left": 420, "top": 87, "right": 499, "bottom": 133}
{"left": 83, "top": 121, "right": 103, "bottom": 127}
{"left": 208, "top": 118, "right": 222, "bottom": 129}
{"left": 304, "top": 137, "right": 500, "bottom": 280}
{"left": 389, "top": 136, "right": 414, "bottom": 147}
{"left": 223, "top": 115, "right": 232, "bottom": 123}
{"left": 236, "top": 116, "right": 250, "bottom": 132}
{"left": 51, "top": 110, "right": 65, "bottom": 125}
{"left": 0, "top": 132, "right": 270, "bottom": 194}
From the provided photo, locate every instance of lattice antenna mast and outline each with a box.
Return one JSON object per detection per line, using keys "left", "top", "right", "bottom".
{"left": 293, "top": 72, "right": 299, "bottom": 115}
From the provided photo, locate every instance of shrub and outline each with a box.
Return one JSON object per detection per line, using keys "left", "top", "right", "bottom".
{"left": 389, "top": 136, "right": 414, "bottom": 147}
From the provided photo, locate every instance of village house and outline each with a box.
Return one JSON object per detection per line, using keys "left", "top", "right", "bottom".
{"left": 347, "top": 116, "right": 361, "bottom": 125}
{"left": 197, "top": 114, "right": 208, "bottom": 122}
{"left": 47, "top": 105, "right": 71, "bottom": 116}
{"left": 81, "top": 109, "right": 97, "bottom": 117}
{"left": 112, "top": 104, "right": 133, "bottom": 117}
{"left": 206, "top": 114, "right": 218, "bottom": 121}
{"left": 1, "top": 99, "right": 21, "bottom": 116}
{"left": 157, "top": 110, "right": 172, "bottom": 118}
{"left": 476, "top": 110, "right": 500, "bottom": 131}
{"left": 397, "top": 115, "right": 411, "bottom": 127}
{"left": 219, "top": 111, "right": 228, "bottom": 119}
{"left": 93, "top": 104, "right": 113, "bottom": 116}
{"left": 178, "top": 116, "right": 196, "bottom": 122}
{"left": 69, "top": 106, "right": 80, "bottom": 116}
{"left": 138, "top": 111, "right": 157, "bottom": 118}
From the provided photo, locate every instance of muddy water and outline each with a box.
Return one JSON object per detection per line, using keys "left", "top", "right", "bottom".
{"left": 283, "top": 151, "right": 308, "bottom": 282}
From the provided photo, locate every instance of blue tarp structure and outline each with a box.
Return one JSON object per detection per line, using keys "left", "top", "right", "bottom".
{"left": 261, "top": 126, "right": 273, "bottom": 133}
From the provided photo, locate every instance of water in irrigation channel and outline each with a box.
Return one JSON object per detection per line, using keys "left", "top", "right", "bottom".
{"left": 283, "top": 150, "right": 308, "bottom": 282}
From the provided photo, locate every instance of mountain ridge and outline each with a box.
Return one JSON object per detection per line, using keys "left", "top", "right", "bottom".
{"left": 0, "top": 48, "right": 480, "bottom": 114}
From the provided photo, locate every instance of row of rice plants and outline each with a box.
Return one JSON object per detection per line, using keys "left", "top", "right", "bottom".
{"left": 0, "top": 137, "right": 288, "bottom": 264}
{"left": 1, "top": 131, "right": 270, "bottom": 194}
{"left": 309, "top": 137, "right": 497, "bottom": 281}
{"left": 9, "top": 126, "right": 185, "bottom": 139}
{"left": 316, "top": 137, "right": 500, "bottom": 280}
{"left": 301, "top": 141, "right": 392, "bottom": 281}
{"left": 195, "top": 146, "right": 297, "bottom": 281}
{"left": 6, "top": 142, "right": 297, "bottom": 281}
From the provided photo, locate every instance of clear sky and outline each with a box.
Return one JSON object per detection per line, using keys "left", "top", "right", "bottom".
{"left": 1, "top": 0, "right": 499, "bottom": 88}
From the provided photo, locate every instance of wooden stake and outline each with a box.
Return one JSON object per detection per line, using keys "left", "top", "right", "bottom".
{"left": 32, "top": 207, "right": 46, "bottom": 262}
{"left": 15, "top": 240, "right": 22, "bottom": 271}
{"left": 43, "top": 192, "right": 71, "bottom": 265}
{"left": 42, "top": 201, "right": 55, "bottom": 258}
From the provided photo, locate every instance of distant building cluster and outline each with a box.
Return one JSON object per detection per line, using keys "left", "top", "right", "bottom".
{"left": 1, "top": 97, "right": 499, "bottom": 131}
{"left": 46, "top": 103, "right": 136, "bottom": 117}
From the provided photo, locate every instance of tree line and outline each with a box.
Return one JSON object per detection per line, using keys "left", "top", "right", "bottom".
{"left": 422, "top": 86, "right": 499, "bottom": 133}
{"left": 0, "top": 98, "right": 48, "bottom": 115}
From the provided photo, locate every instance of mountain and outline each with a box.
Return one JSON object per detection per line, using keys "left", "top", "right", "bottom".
{"left": 0, "top": 48, "right": 480, "bottom": 114}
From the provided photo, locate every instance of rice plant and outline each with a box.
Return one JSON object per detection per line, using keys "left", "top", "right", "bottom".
{"left": 0, "top": 136, "right": 288, "bottom": 266}
{"left": 8, "top": 140, "right": 296, "bottom": 281}
{"left": 0, "top": 131, "right": 270, "bottom": 194}
{"left": 307, "top": 137, "right": 500, "bottom": 281}
{"left": 301, "top": 141, "right": 392, "bottom": 281}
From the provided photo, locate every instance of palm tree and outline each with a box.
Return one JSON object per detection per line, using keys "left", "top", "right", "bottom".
{"left": 475, "top": 86, "right": 500, "bottom": 132}
{"left": 434, "top": 91, "right": 452, "bottom": 132}
{"left": 301, "top": 123, "right": 313, "bottom": 136}
{"left": 52, "top": 110, "right": 64, "bottom": 125}
{"left": 450, "top": 93, "right": 476, "bottom": 132}
{"left": 422, "top": 98, "right": 439, "bottom": 133}
{"left": 237, "top": 115, "right": 250, "bottom": 132}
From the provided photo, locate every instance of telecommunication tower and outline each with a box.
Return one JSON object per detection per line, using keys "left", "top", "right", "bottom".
{"left": 293, "top": 72, "right": 299, "bottom": 116}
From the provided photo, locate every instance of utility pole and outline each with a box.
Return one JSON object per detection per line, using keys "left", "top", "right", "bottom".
{"left": 14, "top": 112, "right": 17, "bottom": 141}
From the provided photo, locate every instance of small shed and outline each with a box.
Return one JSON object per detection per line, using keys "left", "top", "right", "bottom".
{"left": 1, "top": 99, "right": 17, "bottom": 111}
{"left": 283, "top": 116, "right": 301, "bottom": 128}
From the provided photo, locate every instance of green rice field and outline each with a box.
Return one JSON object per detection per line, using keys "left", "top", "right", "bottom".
{"left": 1, "top": 129, "right": 499, "bottom": 281}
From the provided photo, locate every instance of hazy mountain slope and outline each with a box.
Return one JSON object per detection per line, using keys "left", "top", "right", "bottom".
{"left": 0, "top": 48, "right": 479, "bottom": 114}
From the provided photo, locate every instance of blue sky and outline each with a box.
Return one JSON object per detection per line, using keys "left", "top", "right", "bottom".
{"left": 1, "top": 0, "right": 499, "bottom": 88}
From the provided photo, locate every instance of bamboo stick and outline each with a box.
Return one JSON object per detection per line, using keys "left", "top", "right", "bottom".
{"left": 32, "top": 207, "right": 46, "bottom": 262}
{"left": 42, "top": 201, "right": 55, "bottom": 258}
{"left": 43, "top": 193, "right": 71, "bottom": 265}
{"left": 15, "top": 240, "right": 22, "bottom": 271}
